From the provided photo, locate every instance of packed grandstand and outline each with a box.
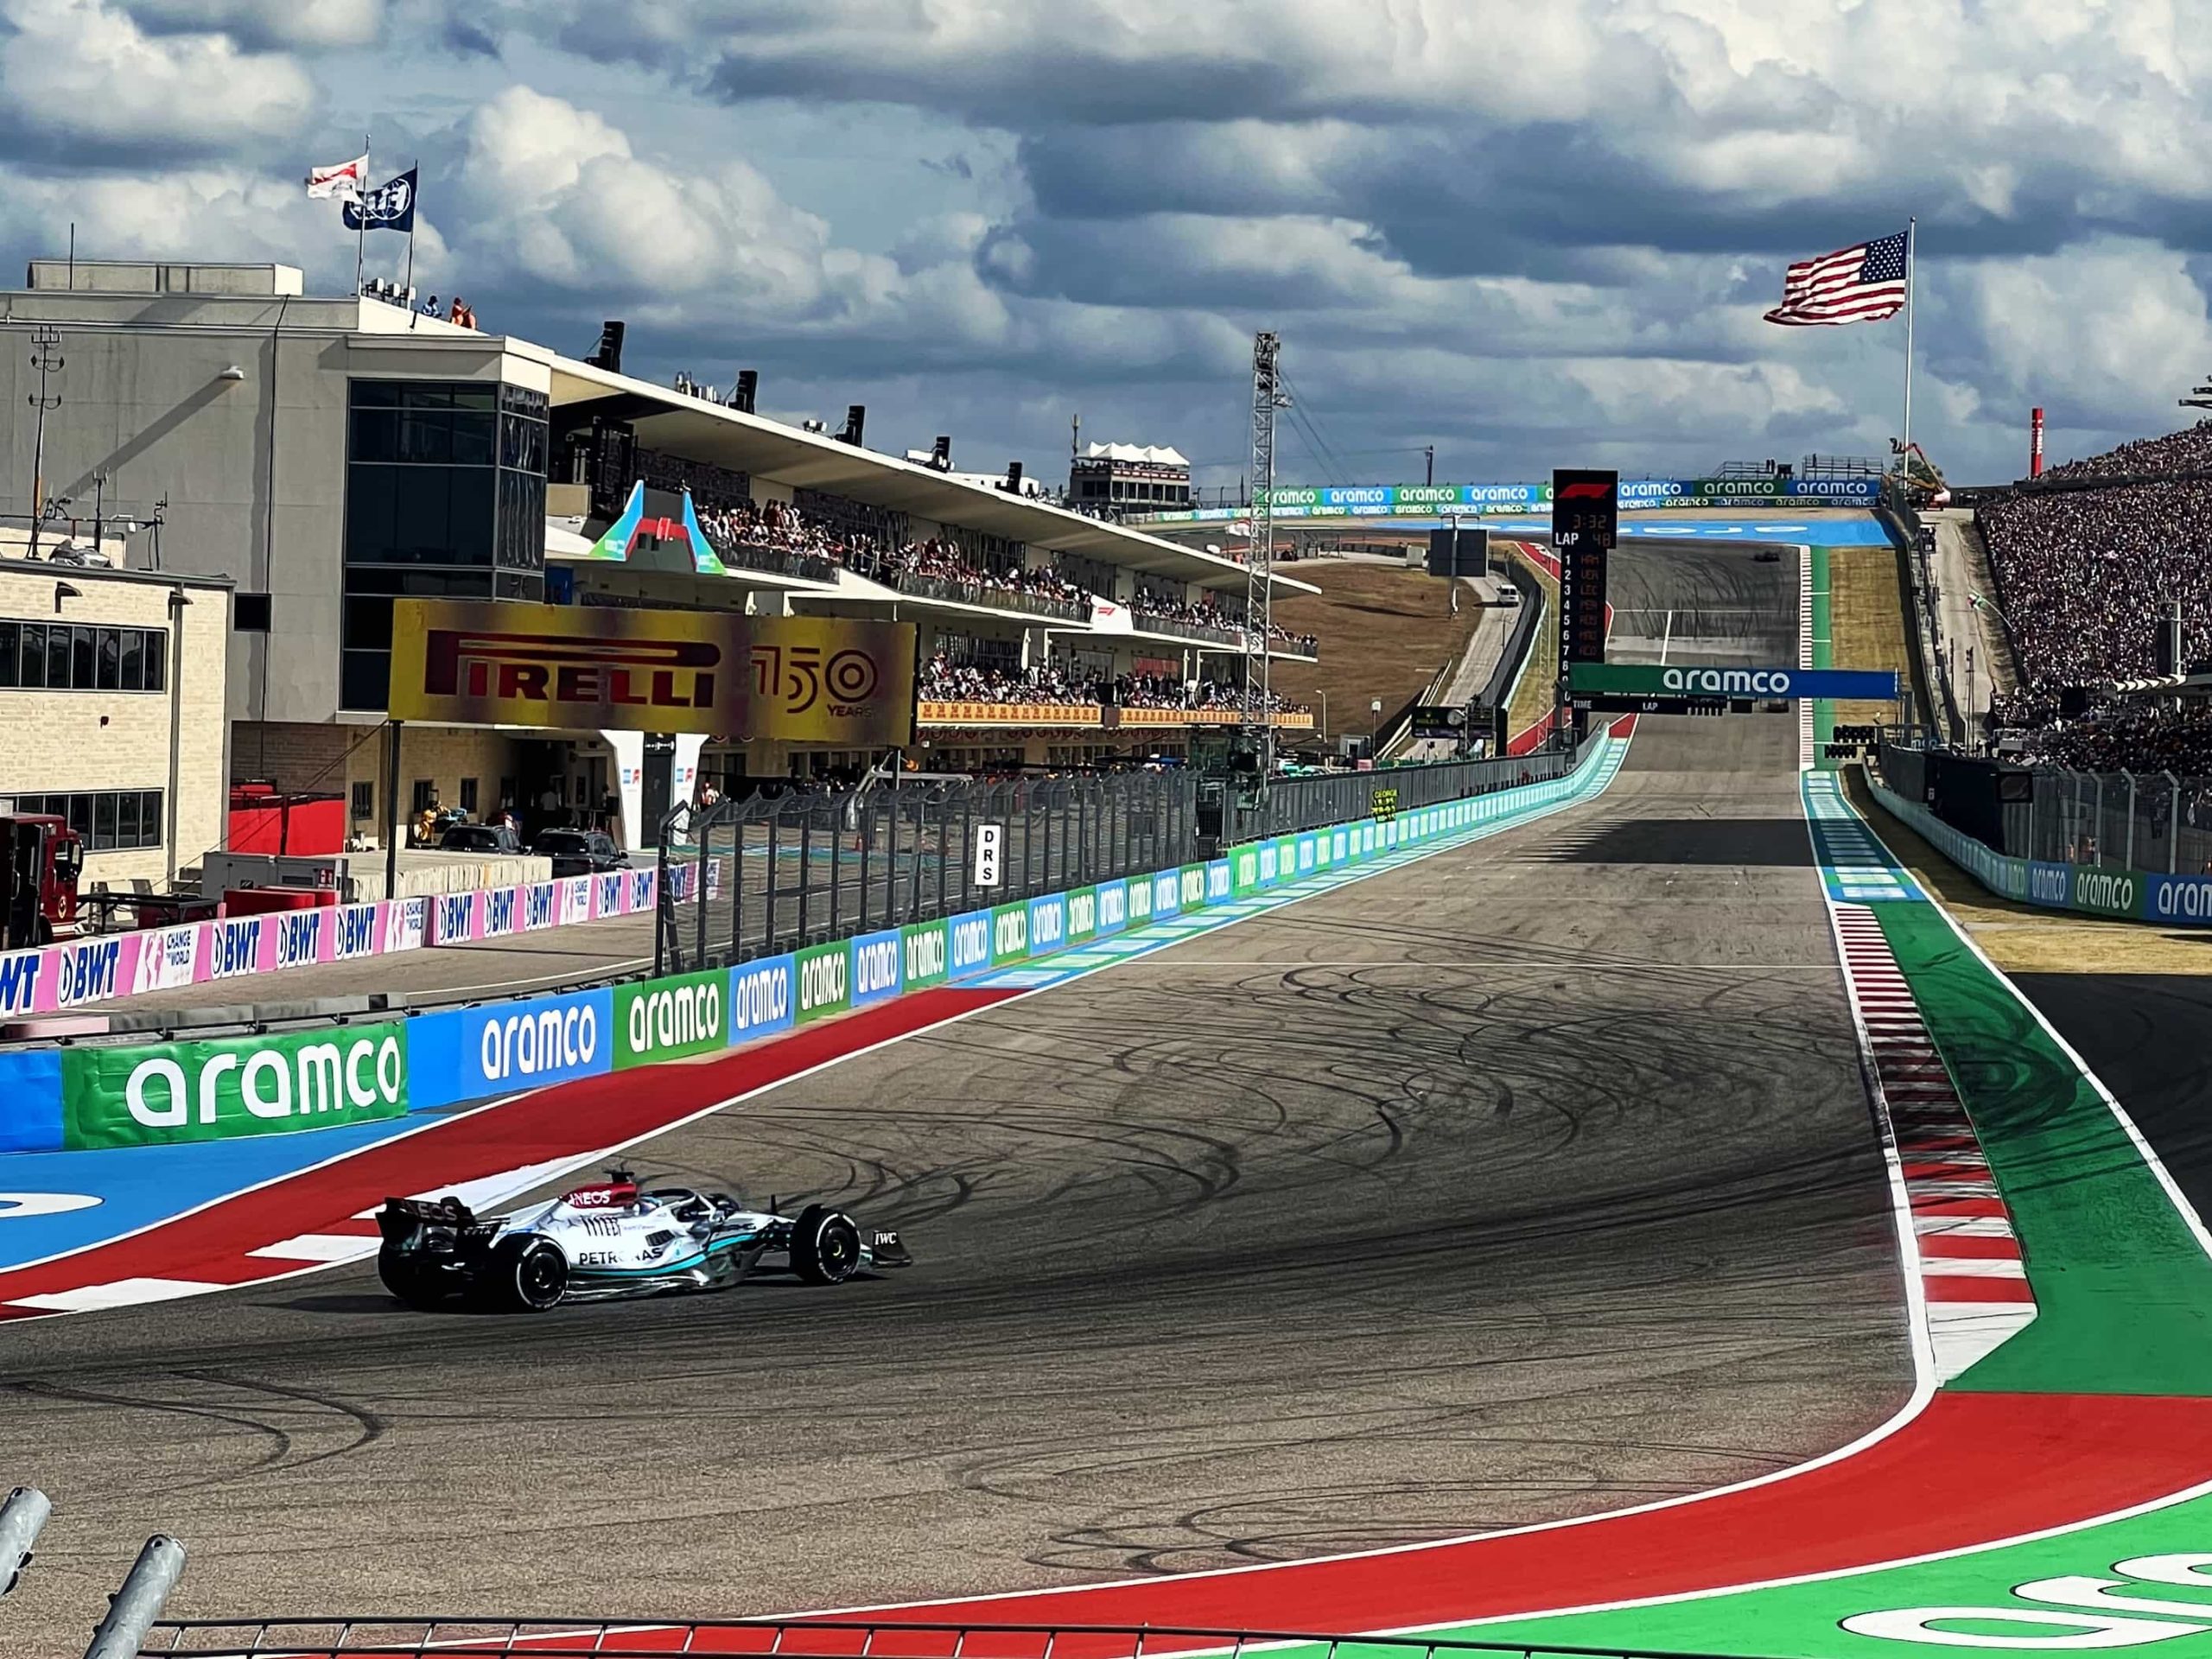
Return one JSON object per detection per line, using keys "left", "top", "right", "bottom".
{"left": 1979, "top": 419, "right": 2212, "bottom": 774}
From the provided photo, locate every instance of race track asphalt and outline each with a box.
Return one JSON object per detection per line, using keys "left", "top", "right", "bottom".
{"left": 2012, "top": 974, "right": 2212, "bottom": 1230}
{"left": 0, "top": 548, "right": 1913, "bottom": 1649}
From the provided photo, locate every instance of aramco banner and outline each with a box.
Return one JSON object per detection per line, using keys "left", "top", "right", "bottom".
{"left": 387, "top": 599, "right": 918, "bottom": 743}
{"left": 1568, "top": 664, "right": 1901, "bottom": 701}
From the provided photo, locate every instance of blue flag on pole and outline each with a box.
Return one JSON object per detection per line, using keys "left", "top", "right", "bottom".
{"left": 343, "top": 168, "right": 417, "bottom": 232}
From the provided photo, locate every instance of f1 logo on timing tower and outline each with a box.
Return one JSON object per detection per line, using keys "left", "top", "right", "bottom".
{"left": 1553, "top": 468, "right": 1617, "bottom": 741}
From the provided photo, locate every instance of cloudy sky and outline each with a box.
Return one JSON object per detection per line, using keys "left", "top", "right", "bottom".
{"left": 5, "top": 0, "right": 2209, "bottom": 493}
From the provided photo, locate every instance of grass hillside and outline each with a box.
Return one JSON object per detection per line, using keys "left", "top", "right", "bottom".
{"left": 1270, "top": 559, "right": 1484, "bottom": 747}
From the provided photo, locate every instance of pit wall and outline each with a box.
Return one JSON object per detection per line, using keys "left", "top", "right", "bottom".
{"left": 0, "top": 862, "right": 708, "bottom": 1022}
{"left": 1870, "top": 774, "right": 2212, "bottom": 926}
{"left": 0, "top": 737, "right": 1619, "bottom": 1154}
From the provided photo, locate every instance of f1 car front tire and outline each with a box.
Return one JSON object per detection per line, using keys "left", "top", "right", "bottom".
{"left": 791, "top": 1205, "right": 862, "bottom": 1286}
{"left": 481, "top": 1236, "right": 569, "bottom": 1312}
{"left": 378, "top": 1247, "right": 451, "bottom": 1310}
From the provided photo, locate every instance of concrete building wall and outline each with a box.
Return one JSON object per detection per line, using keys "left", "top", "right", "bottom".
{"left": 0, "top": 562, "right": 230, "bottom": 885}
{"left": 0, "top": 302, "right": 527, "bottom": 731}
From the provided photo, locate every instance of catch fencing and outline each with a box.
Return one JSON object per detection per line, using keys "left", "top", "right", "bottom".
{"left": 655, "top": 771, "right": 1195, "bottom": 976}
{"left": 655, "top": 747, "right": 1586, "bottom": 976}
{"left": 1880, "top": 742, "right": 2212, "bottom": 875}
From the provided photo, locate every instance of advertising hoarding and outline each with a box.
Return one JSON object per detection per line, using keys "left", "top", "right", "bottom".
{"left": 389, "top": 600, "right": 917, "bottom": 745}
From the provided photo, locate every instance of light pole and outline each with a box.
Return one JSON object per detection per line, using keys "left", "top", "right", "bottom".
{"left": 1370, "top": 697, "right": 1382, "bottom": 750}
{"left": 24, "top": 326, "right": 63, "bottom": 561}
{"left": 1315, "top": 689, "right": 1328, "bottom": 742}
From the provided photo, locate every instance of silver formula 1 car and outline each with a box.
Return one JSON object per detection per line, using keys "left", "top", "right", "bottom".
{"left": 374, "top": 1170, "right": 911, "bottom": 1312}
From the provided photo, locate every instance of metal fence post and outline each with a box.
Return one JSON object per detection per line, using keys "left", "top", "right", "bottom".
{"left": 654, "top": 823, "right": 674, "bottom": 977}
{"left": 855, "top": 794, "right": 874, "bottom": 935}
{"left": 2171, "top": 772, "right": 2184, "bottom": 874}
{"left": 84, "top": 1535, "right": 188, "bottom": 1659}
{"left": 764, "top": 800, "right": 783, "bottom": 955}
{"left": 828, "top": 799, "right": 844, "bottom": 940}
{"left": 798, "top": 807, "right": 814, "bottom": 946}
{"left": 739, "top": 814, "right": 756, "bottom": 969}
{"left": 0, "top": 1486, "right": 50, "bottom": 1597}
{"left": 2126, "top": 772, "right": 2139, "bottom": 871}
{"left": 692, "top": 810, "right": 709, "bottom": 972}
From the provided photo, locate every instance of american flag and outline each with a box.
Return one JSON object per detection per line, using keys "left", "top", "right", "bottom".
{"left": 1764, "top": 229, "right": 1910, "bottom": 327}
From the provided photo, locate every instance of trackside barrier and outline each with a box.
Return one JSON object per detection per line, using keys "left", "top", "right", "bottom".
{"left": 0, "top": 866, "right": 689, "bottom": 1021}
{"left": 135, "top": 1614, "right": 1774, "bottom": 1659}
{"left": 1868, "top": 771, "right": 2212, "bottom": 927}
{"left": 0, "top": 739, "right": 1618, "bottom": 1151}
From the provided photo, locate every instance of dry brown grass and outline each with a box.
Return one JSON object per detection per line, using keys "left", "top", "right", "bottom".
{"left": 1845, "top": 766, "right": 2212, "bottom": 975}
{"left": 1269, "top": 560, "right": 1484, "bottom": 745}
{"left": 1830, "top": 544, "right": 1914, "bottom": 728}
{"left": 1501, "top": 544, "right": 1560, "bottom": 740}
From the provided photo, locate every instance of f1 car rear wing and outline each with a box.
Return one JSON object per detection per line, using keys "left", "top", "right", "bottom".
{"left": 377, "top": 1195, "right": 480, "bottom": 1238}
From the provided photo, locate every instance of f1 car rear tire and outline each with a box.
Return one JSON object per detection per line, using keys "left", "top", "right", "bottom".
{"left": 482, "top": 1236, "right": 569, "bottom": 1312}
{"left": 378, "top": 1247, "right": 450, "bottom": 1310}
{"left": 791, "top": 1205, "right": 862, "bottom": 1286}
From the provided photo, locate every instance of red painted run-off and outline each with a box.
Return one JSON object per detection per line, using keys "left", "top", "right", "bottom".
{"left": 410, "top": 1393, "right": 2212, "bottom": 1656}
{"left": 0, "top": 988, "right": 1018, "bottom": 1307}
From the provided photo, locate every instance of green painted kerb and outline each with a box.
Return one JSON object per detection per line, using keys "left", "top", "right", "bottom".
{"left": 1810, "top": 542, "right": 1837, "bottom": 765}
{"left": 1876, "top": 904, "right": 2212, "bottom": 1395}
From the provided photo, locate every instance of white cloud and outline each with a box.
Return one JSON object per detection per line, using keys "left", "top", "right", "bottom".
{"left": 123, "top": 0, "right": 384, "bottom": 48}
{"left": 1945, "top": 236, "right": 2212, "bottom": 436}
{"left": 0, "top": 0, "right": 314, "bottom": 153}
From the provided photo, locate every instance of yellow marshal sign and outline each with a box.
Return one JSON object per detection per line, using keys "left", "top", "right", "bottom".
{"left": 387, "top": 600, "right": 918, "bottom": 744}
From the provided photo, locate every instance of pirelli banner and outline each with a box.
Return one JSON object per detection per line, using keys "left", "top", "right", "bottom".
{"left": 387, "top": 600, "right": 918, "bottom": 745}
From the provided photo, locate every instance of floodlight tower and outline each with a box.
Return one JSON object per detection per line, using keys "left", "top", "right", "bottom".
{"left": 1243, "top": 331, "right": 1290, "bottom": 773}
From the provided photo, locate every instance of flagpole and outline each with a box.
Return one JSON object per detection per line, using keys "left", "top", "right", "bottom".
{"left": 404, "top": 158, "right": 420, "bottom": 328}
{"left": 1901, "top": 217, "right": 1916, "bottom": 481}
{"left": 353, "top": 130, "right": 372, "bottom": 296}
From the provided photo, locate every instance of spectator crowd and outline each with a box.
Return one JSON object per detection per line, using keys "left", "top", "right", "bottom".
{"left": 1980, "top": 421, "right": 2212, "bottom": 774}
{"left": 918, "top": 654, "right": 1303, "bottom": 715}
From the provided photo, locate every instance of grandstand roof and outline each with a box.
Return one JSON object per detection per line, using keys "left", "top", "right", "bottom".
{"left": 541, "top": 355, "right": 1307, "bottom": 596}
{"left": 1083, "top": 442, "right": 1190, "bottom": 467}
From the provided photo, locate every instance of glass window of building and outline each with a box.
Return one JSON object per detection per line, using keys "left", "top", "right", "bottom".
{"left": 343, "top": 378, "right": 547, "bottom": 710}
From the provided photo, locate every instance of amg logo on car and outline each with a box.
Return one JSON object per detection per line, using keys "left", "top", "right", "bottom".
{"left": 480, "top": 1003, "right": 598, "bottom": 1080}
{"left": 629, "top": 980, "right": 721, "bottom": 1057}
{"left": 126, "top": 1033, "right": 404, "bottom": 1129}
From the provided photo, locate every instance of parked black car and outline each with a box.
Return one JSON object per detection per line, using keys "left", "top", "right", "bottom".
{"left": 530, "top": 828, "right": 629, "bottom": 878}
{"left": 439, "top": 823, "right": 524, "bottom": 854}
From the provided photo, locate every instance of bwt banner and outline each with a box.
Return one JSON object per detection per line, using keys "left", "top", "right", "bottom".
{"left": 0, "top": 877, "right": 652, "bottom": 1022}
{"left": 387, "top": 597, "right": 918, "bottom": 744}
